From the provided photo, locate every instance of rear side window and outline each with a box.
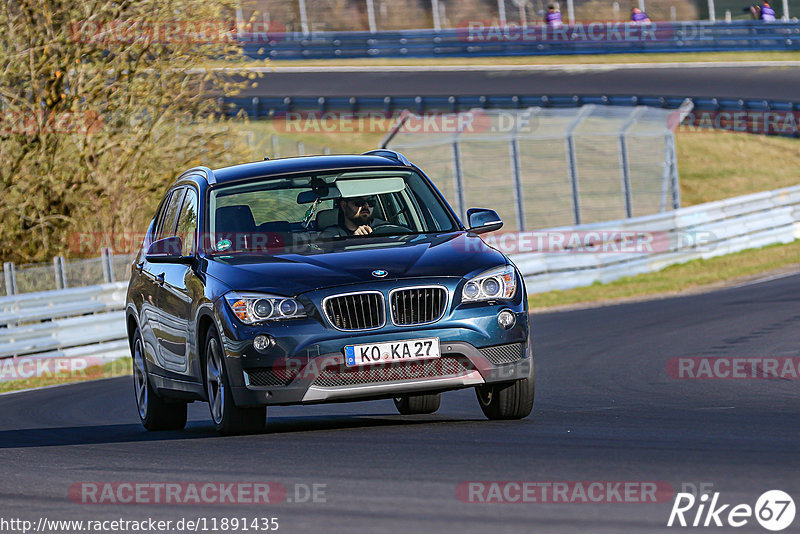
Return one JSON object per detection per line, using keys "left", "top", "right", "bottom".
{"left": 176, "top": 189, "right": 198, "bottom": 255}
{"left": 156, "top": 188, "right": 186, "bottom": 241}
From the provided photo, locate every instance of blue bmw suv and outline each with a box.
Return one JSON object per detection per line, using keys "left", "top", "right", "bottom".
{"left": 125, "top": 150, "right": 533, "bottom": 434}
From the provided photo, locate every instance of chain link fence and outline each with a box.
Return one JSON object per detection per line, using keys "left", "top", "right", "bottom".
{"left": 386, "top": 103, "right": 691, "bottom": 231}
{"left": 2, "top": 252, "right": 136, "bottom": 296}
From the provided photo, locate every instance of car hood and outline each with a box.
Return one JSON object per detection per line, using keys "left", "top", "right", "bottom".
{"left": 204, "top": 232, "right": 507, "bottom": 296}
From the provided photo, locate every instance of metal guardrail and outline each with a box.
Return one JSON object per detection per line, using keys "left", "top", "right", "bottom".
{"left": 0, "top": 283, "right": 128, "bottom": 362}
{"left": 239, "top": 20, "right": 800, "bottom": 60}
{"left": 507, "top": 185, "right": 800, "bottom": 294}
{"left": 225, "top": 95, "right": 800, "bottom": 138}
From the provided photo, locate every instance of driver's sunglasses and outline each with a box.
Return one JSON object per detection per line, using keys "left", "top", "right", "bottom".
{"left": 348, "top": 196, "right": 376, "bottom": 207}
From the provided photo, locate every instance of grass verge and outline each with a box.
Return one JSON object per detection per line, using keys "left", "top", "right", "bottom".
{"left": 0, "top": 357, "right": 132, "bottom": 394}
{"left": 529, "top": 240, "right": 800, "bottom": 310}
{"left": 676, "top": 132, "right": 800, "bottom": 206}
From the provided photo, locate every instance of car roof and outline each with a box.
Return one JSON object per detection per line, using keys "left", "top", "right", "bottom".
{"left": 207, "top": 154, "right": 410, "bottom": 185}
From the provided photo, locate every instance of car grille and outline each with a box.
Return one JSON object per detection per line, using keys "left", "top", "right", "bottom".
{"left": 245, "top": 368, "right": 293, "bottom": 387}
{"left": 480, "top": 343, "right": 525, "bottom": 365}
{"left": 390, "top": 286, "right": 447, "bottom": 326}
{"left": 312, "top": 356, "right": 474, "bottom": 387}
{"left": 324, "top": 291, "right": 385, "bottom": 331}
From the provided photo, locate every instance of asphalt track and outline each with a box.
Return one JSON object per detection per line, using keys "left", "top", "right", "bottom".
{"left": 2, "top": 272, "right": 800, "bottom": 533}
{"left": 241, "top": 64, "right": 800, "bottom": 100}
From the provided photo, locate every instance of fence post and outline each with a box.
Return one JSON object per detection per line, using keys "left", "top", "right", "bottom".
{"left": 297, "top": 141, "right": 305, "bottom": 155}
{"left": 509, "top": 136, "right": 526, "bottom": 231}
{"left": 298, "top": 0, "right": 310, "bottom": 36}
{"left": 57, "top": 256, "right": 68, "bottom": 289}
{"left": 660, "top": 134, "right": 673, "bottom": 212}
{"left": 451, "top": 140, "right": 466, "bottom": 222}
{"left": 54, "top": 256, "right": 64, "bottom": 290}
{"left": 668, "top": 133, "right": 682, "bottom": 209}
{"left": 708, "top": 0, "right": 716, "bottom": 22}
{"left": 271, "top": 135, "right": 280, "bottom": 158}
{"left": 564, "top": 105, "right": 594, "bottom": 225}
{"left": 3, "top": 262, "right": 16, "bottom": 296}
{"left": 102, "top": 248, "right": 115, "bottom": 283}
{"left": 367, "top": 0, "right": 377, "bottom": 33}
{"left": 618, "top": 106, "right": 646, "bottom": 219}
{"left": 498, "top": 0, "right": 507, "bottom": 25}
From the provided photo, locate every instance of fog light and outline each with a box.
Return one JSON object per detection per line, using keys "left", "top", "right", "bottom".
{"left": 253, "top": 334, "right": 275, "bottom": 353}
{"left": 498, "top": 310, "right": 516, "bottom": 329}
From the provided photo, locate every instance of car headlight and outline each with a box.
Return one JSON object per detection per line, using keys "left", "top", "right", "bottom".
{"left": 224, "top": 292, "right": 307, "bottom": 324}
{"left": 461, "top": 265, "right": 516, "bottom": 303}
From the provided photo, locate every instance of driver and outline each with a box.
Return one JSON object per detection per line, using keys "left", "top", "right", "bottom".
{"left": 322, "top": 196, "right": 387, "bottom": 237}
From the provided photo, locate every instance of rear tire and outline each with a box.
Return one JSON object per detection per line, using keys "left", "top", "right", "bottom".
{"left": 205, "top": 327, "right": 266, "bottom": 435}
{"left": 393, "top": 393, "right": 441, "bottom": 415}
{"left": 475, "top": 362, "right": 535, "bottom": 420}
{"left": 131, "top": 329, "right": 187, "bottom": 431}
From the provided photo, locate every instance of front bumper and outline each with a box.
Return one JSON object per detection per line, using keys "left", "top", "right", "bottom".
{"left": 213, "top": 278, "right": 531, "bottom": 407}
{"left": 230, "top": 340, "right": 532, "bottom": 406}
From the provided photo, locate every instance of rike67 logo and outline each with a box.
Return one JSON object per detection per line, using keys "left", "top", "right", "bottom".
{"left": 668, "top": 490, "right": 795, "bottom": 531}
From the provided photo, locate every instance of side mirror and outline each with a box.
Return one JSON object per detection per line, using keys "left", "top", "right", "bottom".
{"left": 146, "top": 236, "right": 193, "bottom": 264}
{"left": 466, "top": 208, "right": 503, "bottom": 235}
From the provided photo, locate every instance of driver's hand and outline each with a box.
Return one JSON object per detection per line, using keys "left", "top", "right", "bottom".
{"left": 354, "top": 225, "right": 373, "bottom": 236}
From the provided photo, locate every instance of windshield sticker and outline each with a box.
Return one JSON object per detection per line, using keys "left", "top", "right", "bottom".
{"left": 216, "top": 238, "right": 232, "bottom": 252}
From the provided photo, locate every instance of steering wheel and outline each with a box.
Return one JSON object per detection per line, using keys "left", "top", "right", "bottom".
{"left": 370, "top": 223, "right": 410, "bottom": 235}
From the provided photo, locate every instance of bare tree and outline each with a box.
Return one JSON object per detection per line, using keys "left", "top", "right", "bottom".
{"left": 0, "top": 0, "right": 254, "bottom": 262}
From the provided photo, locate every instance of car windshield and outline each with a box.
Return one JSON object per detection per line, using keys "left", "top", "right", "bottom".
{"left": 207, "top": 169, "right": 458, "bottom": 253}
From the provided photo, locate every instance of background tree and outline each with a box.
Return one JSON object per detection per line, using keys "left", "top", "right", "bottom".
{"left": 0, "top": 0, "right": 255, "bottom": 262}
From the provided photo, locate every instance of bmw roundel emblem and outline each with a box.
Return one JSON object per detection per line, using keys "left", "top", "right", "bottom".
{"left": 372, "top": 269, "right": 388, "bottom": 278}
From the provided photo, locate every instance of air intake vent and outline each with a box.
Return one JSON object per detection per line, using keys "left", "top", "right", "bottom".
{"left": 390, "top": 286, "right": 447, "bottom": 326}
{"left": 323, "top": 291, "right": 385, "bottom": 331}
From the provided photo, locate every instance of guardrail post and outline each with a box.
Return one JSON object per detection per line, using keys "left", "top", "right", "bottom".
{"left": 451, "top": 140, "right": 466, "bottom": 222}
{"left": 101, "top": 248, "right": 115, "bottom": 283}
{"left": 3, "top": 262, "right": 16, "bottom": 296}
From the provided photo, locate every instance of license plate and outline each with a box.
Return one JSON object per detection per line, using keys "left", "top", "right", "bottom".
{"left": 344, "top": 338, "right": 440, "bottom": 367}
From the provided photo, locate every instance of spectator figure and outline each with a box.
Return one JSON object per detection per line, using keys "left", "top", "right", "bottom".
{"left": 760, "top": 0, "right": 776, "bottom": 20}
{"left": 630, "top": 6, "right": 651, "bottom": 24}
{"left": 545, "top": 5, "right": 563, "bottom": 28}
{"left": 744, "top": 4, "right": 761, "bottom": 18}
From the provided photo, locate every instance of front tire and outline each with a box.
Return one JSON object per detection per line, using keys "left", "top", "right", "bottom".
{"left": 131, "top": 329, "right": 187, "bottom": 431}
{"left": 205, "top": 328, "right": 266, "bottom": 435}
{"left": 475, "top": 363, "right": 535, "bottom": 420}
{"left": 393, "top": 393, "right": 441, "bottom": 415}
